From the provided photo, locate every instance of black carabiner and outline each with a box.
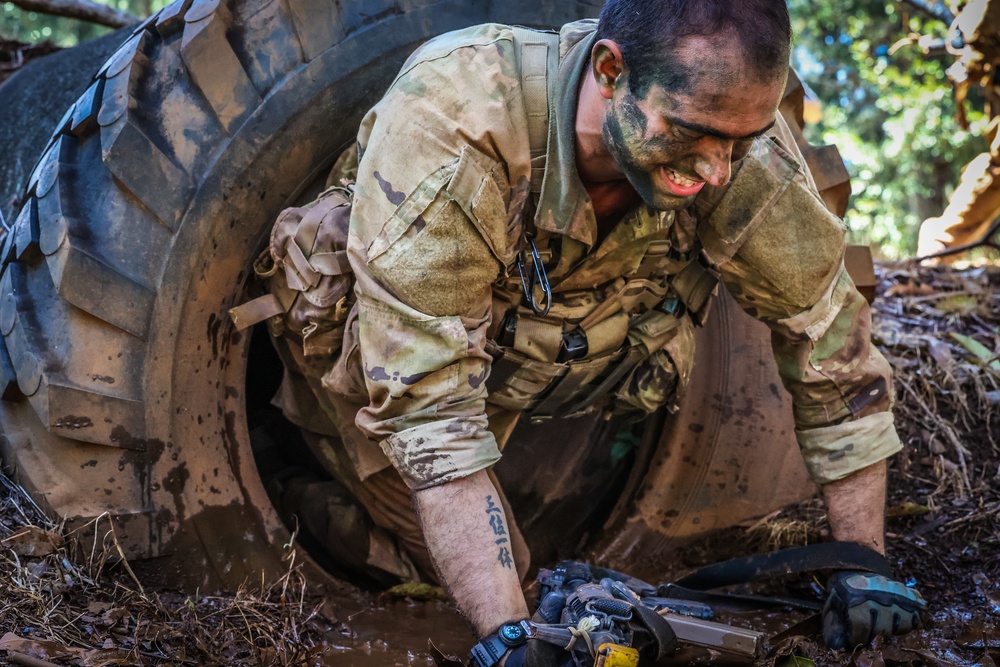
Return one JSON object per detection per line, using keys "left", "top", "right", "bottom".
{"left": 517, "top": 234, "right": 552, "bottom": 316}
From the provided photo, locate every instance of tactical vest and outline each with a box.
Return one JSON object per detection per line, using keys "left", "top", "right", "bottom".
{"left": 231, "top": 26, "right": 725, "bottom": 422}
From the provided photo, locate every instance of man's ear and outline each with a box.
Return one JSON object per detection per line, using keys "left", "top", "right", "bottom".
{"left": 591, "top": 39, "right": 625, "bottom": 100}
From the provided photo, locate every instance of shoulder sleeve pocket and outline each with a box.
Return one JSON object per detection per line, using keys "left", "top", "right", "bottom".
{"left": 696, "top": 136, "right": 799, "bottom": 267}
{"left": 699, "top": 137, "right": 848, "bottom": 314}
{"left": 447, "top": 144, "right": 510, "bottom": 262}
{"left": 365, "top": 146, "right": 509, "bottom": 317}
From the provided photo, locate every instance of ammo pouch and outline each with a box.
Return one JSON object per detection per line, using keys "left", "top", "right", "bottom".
{"left": 228, "top": 185, "right": 354, "bottom": 366}
{"left": 484, "top": 255, "right": 712, "bottom": 422}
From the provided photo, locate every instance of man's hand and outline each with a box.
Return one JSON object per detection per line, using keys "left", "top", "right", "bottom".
{"left": 822, "top": 571, "right": 927, "bottom": 649}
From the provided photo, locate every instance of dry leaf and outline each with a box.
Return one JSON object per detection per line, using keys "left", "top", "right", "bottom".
{"left": 1, "top": 527, "right": 64, "bottom": 557}
{"left": 885, "top": 283, "right": 936, "bottom": 297}
{"left": 925, "top": 337, "right": 955, "bottom": 368}
{"left": 935, "top": 294, "right": 980, "bottom": 315}
{"left": 778, "top": 656, "right": 817, "bottom": 667}
{"left": 887, "top": 502, "right": 931, "bottom": 518}
{"left": 80, "top": 647, "right": 134, "bottom": 667}
{"left": 0, "top": 632, "right": 84, "bottom": 661}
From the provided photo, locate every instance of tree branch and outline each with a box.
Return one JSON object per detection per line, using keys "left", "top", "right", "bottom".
{"left": 6, "top": 0, "right": 139, "bottom": 28}
{"left": 899, "top": 0, "right": 956, "bottom": 24}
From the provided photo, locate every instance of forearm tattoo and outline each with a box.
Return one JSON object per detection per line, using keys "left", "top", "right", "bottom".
{"left": 485, "top": 495, "right": 513, "bottom": 569}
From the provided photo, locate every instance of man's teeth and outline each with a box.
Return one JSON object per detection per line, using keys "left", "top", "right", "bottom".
{"left": 666, "top": 168, "right": 696, "bottom": 187}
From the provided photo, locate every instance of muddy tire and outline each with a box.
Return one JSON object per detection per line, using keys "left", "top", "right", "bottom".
{"left": 0, "top": 1, "right": 851, "bottom": 589}
{"left": 0, "top": 0, "right": 605, "bottom": 590}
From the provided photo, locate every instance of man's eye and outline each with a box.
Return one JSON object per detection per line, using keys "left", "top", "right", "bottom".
{"left": 670, "top": 125, "right": 701, "bottom": 141}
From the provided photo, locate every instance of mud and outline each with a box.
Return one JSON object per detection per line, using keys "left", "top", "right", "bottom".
{"left": 320, "top": 600, "right": 474, "bottom": 667}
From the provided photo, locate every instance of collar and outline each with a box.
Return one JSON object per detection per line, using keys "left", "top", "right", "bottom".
{"left": 533, "top": 23, "right": 599, "bottom": 247}
{"left": 535, "top": 22, "right": 671, "bottom": 251}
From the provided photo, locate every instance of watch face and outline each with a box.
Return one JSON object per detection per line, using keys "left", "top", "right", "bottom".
{"left": 499, "top": 622, "right": 526, "bottom": 646}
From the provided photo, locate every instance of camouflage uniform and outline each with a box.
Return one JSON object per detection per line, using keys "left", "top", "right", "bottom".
{"left": 277, "top": 20, "right": 903, "bottom": 575}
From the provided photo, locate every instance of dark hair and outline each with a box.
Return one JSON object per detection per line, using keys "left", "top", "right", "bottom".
{"left": 596, "top": 0, "right": 791, "bottom": 97}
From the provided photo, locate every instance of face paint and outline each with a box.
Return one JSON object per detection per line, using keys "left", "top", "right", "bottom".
{"left": 599, "top": 40, "right": 786, "bottom": 211}
{"left": 601, "top": 93, "right": 659, "bottom": 206}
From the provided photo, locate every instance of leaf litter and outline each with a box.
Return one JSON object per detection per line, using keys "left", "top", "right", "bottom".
{"left": 0, "top": 469, "right": 357, "bottom": 666}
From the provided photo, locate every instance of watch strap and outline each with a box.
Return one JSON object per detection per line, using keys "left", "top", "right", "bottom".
{"left": 469, "top": 633, "right": 509, "bottom": 667}
{"left": 468, "top": 621, "right": 532, "bottom": 667}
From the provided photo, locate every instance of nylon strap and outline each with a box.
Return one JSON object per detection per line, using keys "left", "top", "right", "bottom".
{"left": 308, "top": 250, "right": 351, "bottom": 276}
{"left": 284, "top": 237, "right": 321, "bottom": 289}
{"left": 648, "top": 587, "right": 822, "bottom": 612}
{"left": 528, "top": 352, "right": 619, "bottom": 420}
{"left": 510, "top": 26, "right": 560, "bottom": 194}
{"left": 228, "top": 294, "right": 284, "bottom": 331}
{"left": 673, "top": 542, "right": 893, "bottom": 591}
{"left": 669, "top": 257, "right": 719, "bottom": 319}
{"left": 563, "top": 346, "right": 645, "bottom": 417}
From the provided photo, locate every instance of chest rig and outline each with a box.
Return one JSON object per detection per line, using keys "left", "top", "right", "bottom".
{"left": 483, "top": 28, "right": 719, "bottom": 422}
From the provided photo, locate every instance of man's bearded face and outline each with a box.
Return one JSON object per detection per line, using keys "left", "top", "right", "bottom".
{"left": 601, "top": 41, "right": 786, "bottom": 211}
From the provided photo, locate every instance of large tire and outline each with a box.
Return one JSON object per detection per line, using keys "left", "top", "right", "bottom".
{"left": 0, "top": 27, "right": 135, "bottom": 224}
{"left": 0, "top": 2, "right": 848, "bottom": 590}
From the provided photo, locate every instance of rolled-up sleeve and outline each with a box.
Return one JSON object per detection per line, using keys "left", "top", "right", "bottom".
{"left": 353, "top": 284, "right": 500, "bottom": 490}
{"left": 342, "top": 34, "right": 522, "bottom": 490}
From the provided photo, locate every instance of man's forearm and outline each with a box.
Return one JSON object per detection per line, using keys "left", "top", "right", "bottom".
{"left": 821, "top": 459, "right": 887, "bottom": 554}
{"left": 414, "top": 469, "right": 529, "bottom": 636}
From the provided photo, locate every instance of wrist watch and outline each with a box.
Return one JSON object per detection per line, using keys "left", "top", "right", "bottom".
{"left": 468, "top": 620, "right": 533, "bottom": 667}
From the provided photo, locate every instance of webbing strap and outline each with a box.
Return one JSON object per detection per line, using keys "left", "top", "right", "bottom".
{"left": 228, "top": 294, "right": 284, "bottom": 331}
{"left": 673, "top": 542, "right": 893, "bottom": 591}
{"left": 529, "top": 352, "right": 618, "bottom": 420}
{"left": 563, "top": 346, "right": 645, "bottom": 417}
{"left": 669, "top": 257, "right": 719, "bottom": 320}
{"left": 511, "top": 27, "right": 560, "bottom": 194}
{"left": 309, "top": 250, "right": 351, "bottom": 276}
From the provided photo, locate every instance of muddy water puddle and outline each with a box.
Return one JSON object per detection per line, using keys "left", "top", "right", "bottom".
{"left": 321, "top": 600, "right": 475, "bottom": 666}
{"left": 316, "top": 601, "right": 805, "bottom": 667}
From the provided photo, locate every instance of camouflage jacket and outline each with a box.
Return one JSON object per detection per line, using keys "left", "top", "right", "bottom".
{"left": 326, "top": 20, "right": 902, "bottom": 490}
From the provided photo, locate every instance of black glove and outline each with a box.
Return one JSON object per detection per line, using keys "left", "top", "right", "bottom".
{"left": 822, "top": 571, "right": 927, "bottom": 649}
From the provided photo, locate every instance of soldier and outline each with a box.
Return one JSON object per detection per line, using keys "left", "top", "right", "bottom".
{"left": 264, "top": 0, "right": 926, "bottom": 662}
{"left": 918, "top": 0, "right": 1000, "bottom": 260}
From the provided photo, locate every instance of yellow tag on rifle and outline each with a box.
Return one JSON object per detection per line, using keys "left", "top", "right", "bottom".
{"left": 595, "top": 643, "right": 639, "bottom": 667}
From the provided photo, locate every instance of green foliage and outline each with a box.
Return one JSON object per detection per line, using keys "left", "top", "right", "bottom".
{"left": 788, "top": 0, "right": 985, "bottom": 258}
{"left": 2, "top": 3, "right": 109, "bottom": 46}
{"left": 1, "top": 0, "right": 171, "bottom": 47}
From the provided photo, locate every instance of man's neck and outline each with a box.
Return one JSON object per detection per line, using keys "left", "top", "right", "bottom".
{"left": 575, "top": 70, "right": 640, "bottom": 239}
{"left": 574, "top": 68, "right": 623, "bottom": 184}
